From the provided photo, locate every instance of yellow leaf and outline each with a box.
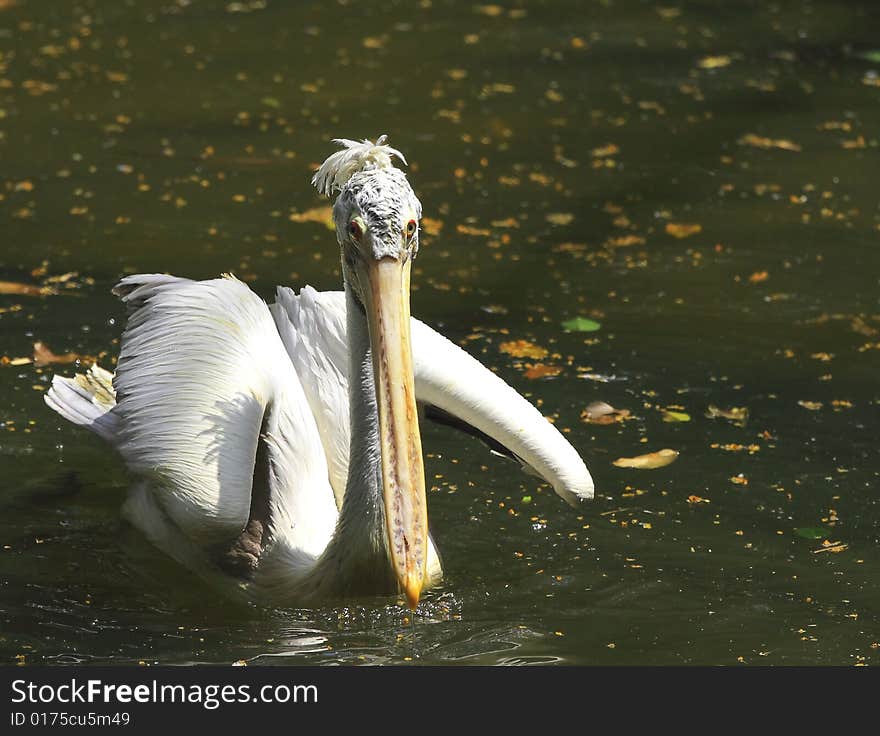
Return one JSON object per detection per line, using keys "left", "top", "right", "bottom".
{"left": 498, "top": 340, "right": 549, "bottom": 360}
{"left": 289, "top": 206, "right": 334, "bottom": 230}
{"left": 697, "top": 55, "right": 732, "bottom": 69}
{"left": 738, "top": 133, "right": 802, "bottom": 152}
{"left": 591, "top": 143, "right": 619, "bottom": 158}
{"left": 798, "top": 400, "right": 823, "bottom": 411}
{"left": 545, "top": 212, "right": 574, "bottom": 226}
{"left": 665, "top": 222, "right": 702, "bottom": 239}
{"left": 523, "top": 363, "right": 562, "bottom": 380}
{"left": 0, "top": 280, "right": 52, "bottom": 297}
{"left": 613, "top": 449, "right": 679, "bottom": 469}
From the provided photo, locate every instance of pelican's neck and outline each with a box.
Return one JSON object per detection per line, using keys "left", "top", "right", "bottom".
{"left": 307, "top": 285, "right": 396, "bottom": 598}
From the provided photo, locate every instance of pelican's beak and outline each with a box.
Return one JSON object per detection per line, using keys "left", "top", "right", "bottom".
{"left": 360, "top": 254, "right": 428, "bottom": 610}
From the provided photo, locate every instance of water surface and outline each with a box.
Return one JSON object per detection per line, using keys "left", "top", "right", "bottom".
{"left": 1, "top": 0, "right": 878, "bottom": 665}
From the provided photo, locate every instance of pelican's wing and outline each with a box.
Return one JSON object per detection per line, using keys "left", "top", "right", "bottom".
{"left": 409, "top": 322, "right": 594, "bottom": 506}
{"left": 270, "top": 287, "right": 593, "bottom": 508}
{"left": 108, "top": 274, "right": 337, "bottom": 558}
{"left": 271, "top": 286, "right": 350, "bottom": 509}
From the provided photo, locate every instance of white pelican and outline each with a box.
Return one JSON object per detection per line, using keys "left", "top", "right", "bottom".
{"left": 45, "top": 136, "right": 594, "bottom": 609}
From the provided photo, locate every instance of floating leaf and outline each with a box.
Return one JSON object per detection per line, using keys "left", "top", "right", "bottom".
{"left": 738, "top": 133, "right": 802, "bottom": 152}
{"left": 665, "top": 222, "right": 702, "bottom": 239}
{"left": 288, "top": 206, "right": 334, "bottom": 230}
{"left": 0, "top": 280, "right": 53, "bottom": 297}
{"left": 706, "top": 405, "right": 748, "bottom": 423}
{"left": 798, "top": 400, "right": 823, "bottom": 411}
{"left": 523, "top": 363, "right": 562, "bottom": 380}
{"left": 521, "top": 495, "right": 532, "bottom": 504}
{"left": 697, "top": 55, "right": 732, "bottom": 69}
{"left": 561, "top": 317, "right": 601, "bottom": 332}
{"left": 813, "top": 540, "right": 848, "bottom": 554}
{"left": 591, "top": 143, "right": 619, "bottom": 158}
{"left": 662, "top": 410, "right": 691, "bottom": 423}
{"left": 795, "top": 527, "right": 827, "bottom": 540}
{"left": 1, "top": 356, "right": 32, "bottom": 366}
{"left": 613, "top": 448, "right": 679, "bottom": 469}
{"left": 546, "top": 212, "right": 574, "bottom": 226}
{"left": 581, "top": 401, "right": 631, "bottom": 425}
{"left": 748, "top": 271, "right": 769, "bottom": 283}
{"left": 498, "top": 340, "right": 549, "bottom": 359}
{"left": 856, "top": 50, "right": 880, "bottom": 63}
{"left": 687, "top": 494, "right": 709, "bottom": 504}
{"left": 32, "top": 341, "right": 80, "bottom": 367}
{"left": 420, "top": 217, "right": 444, "bottom": 236}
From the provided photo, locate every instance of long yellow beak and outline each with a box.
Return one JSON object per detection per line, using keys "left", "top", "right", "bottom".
{"left": 360, "top": 255, "right": 428, "bottom": 609}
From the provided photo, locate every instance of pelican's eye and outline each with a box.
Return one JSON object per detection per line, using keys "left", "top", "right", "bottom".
{"left": 405, "top": 219, "right": 417, "bottom": 237}
{"left": 349, "top": 221, "right": 362, "bottom": 240}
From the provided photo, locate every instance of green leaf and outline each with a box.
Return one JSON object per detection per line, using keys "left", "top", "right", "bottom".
{"left": 662, "top": 410, "right": 691, "bottom": 423}
{"left": 857, "top": 50, "right": 880, "bottom": 63}
{"left": 561, "top": 317, "right": 601, "bottom": 332}
{"left": 521, "top": 495, "right": 532, "bottom": 504}
{"left": 794, "top": 527, "right": 827, "bottom": 540}
{"left": 261, "top": 96, "right": 282, "bottom": 109}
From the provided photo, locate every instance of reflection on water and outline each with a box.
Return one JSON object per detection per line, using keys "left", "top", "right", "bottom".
{"left": 1, "top": 0, "right": 879, "bottom": 665}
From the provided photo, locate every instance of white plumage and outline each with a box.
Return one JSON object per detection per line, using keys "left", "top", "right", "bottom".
{"left": 311, "top": 135, "right": 407, "bottom": 196}
{"left": 45, "top": 136, "right": 594, "bottom": 607}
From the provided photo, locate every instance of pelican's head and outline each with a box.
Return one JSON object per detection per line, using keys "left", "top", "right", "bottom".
{"left": 313, "top": 137, "right": 427, "bottom": 609}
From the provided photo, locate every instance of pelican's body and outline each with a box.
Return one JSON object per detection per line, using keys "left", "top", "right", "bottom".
{"left": 45, "top": 137, "right": 594, "bottom": 607}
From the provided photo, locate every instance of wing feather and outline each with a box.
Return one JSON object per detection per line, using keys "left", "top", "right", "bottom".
{"left": 111, "top": 274, "right": 336, "bottom": 552}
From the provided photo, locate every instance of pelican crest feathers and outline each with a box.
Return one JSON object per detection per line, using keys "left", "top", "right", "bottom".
{"left": 311, "top": 135, "right": 408, "bottom": 197}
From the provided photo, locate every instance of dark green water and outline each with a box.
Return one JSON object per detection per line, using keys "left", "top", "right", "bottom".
{"left": 0, "top": 0, "right": 878, "bottom": 665}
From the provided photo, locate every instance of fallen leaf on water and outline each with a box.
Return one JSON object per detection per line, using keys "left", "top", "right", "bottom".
{"left": 1, "top": 356, "right": 32, "bottom": 366}
{"left": 748, "top": 271, "right": 769, "bottom": 283}
{"left": 523, "top": 363, "right": 562, "bottom": 380}
{"left": 33, "top": 341, "right": 80, "bottom": 367}
{"left": 499, "top": 340, "right": 549, "bottom": 360}
{"left": 561, "top": 317, "right": 601, "bottom": 332}
{"left": 288, "top": 206, "right": 334, "bottom": 230}
{"left": 706, "top": 405, "right": 748, "bottom": 423}
{"left": 687, "top": 494, "right": 710, "bottom": 504}
{"left": 546, "top": 212, "right": 574, "bottom": 226}
{"left": 0, "top": 280, "right": 54, "bottom": 297}
{"left": 420, "top": 217, "right": 443, "bottom": 236}
{"left": 581, "top": 401, "right": 631, "bottom": 425}
{"left": 812, "top": 540, "right": 848, "bottom": 554}
{"left": 738, "top": 133, "right": 802, "bottom": 152}
{"left": 613, "top": 449, "right": 679, "bottom": 469}
{"left": 456, "top": 224, "right": 491, "bottom": 237}
{"left": 362, "top": 36, "right": 387, "bottom": 49}
{"left": 730, "top": 474, "right": 749, "bottom": 485}
{"left": 856, "top": 50, "right": 880, "bottom": 63}
{"left": 697, "top": 55, "right": 732, "bottom": 69}
{"left": 662, "top": 410, "right": 691, "bottom": 423}
{"left": 591, "top": 143, "right": 619, "bottom": 158}
{"left": 606, "top": 235, "right": 646, "bottom": 247}
{"left": 475, "top": 3, "right": 503, "bottom": 15}
{"left": 665, "top": 222, "right": 702, "bottom": 239}
{"left": 798, "top": 400, "right": 823, "bottom": 411}
{"left": 795, "top": 527, "right": 827, "bottom": 540}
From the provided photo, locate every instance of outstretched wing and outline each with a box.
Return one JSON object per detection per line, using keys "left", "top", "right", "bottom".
{"left": 110, "top": 274, "right": 337, "bottom": 554}
{"left": 271, "top": 287, "right": 594, "bottom": 508}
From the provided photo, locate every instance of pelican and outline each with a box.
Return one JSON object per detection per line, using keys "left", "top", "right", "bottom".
{"left": 45, "top": 136, "right": 594, "bottom": 609}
